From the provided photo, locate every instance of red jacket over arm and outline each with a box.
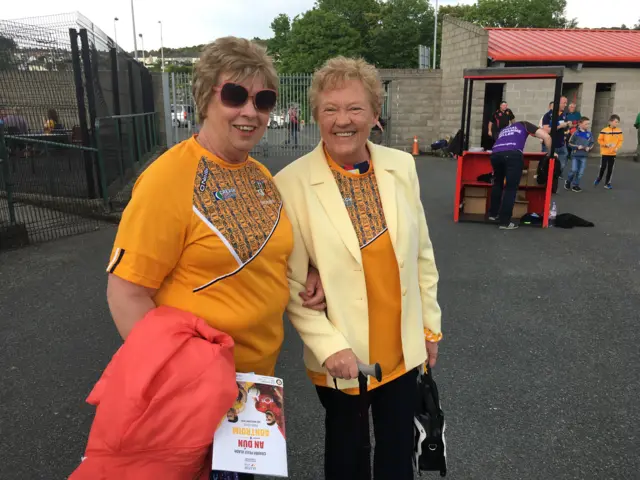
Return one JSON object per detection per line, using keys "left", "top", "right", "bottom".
{"left": 69, "top": 306, "right": 238, "bottom": 480}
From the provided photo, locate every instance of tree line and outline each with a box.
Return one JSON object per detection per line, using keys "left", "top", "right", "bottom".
{"left": 266, "top": 0, "right": 578, "bottom": 72}
{"left": 142, "top": 0, "right": 640, "bottom": 73}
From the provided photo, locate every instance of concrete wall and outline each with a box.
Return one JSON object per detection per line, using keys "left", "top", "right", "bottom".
{"left": 439, "top": 16, "right": 489, "bottom": 145}
{"left": 501, "top": 78, "right": 558, "bottom": 153}
{"left": 378, "top": 69, "right": 442, "bottom": 151}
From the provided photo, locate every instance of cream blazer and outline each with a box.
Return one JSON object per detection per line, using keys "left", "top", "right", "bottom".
{"left": 274, "top": 142, "right": 442, "bottom": 390}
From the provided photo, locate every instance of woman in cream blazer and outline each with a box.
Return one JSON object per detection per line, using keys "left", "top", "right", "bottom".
{"left": 274, "top": 57, "right": 443, "bottom": 480}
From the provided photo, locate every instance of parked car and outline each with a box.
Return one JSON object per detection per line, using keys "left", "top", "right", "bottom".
{"left": 269, "top": 113, "right": 285, "bottom": 129}
{"left": 171, "top": 104, "right": 194, "bottom": 128}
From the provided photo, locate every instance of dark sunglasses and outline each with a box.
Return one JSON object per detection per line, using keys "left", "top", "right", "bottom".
{"left": 216, "top": 83, "right": 277, "bottom": 112}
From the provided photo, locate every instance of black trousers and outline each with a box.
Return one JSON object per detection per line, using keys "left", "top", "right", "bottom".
{"left": 489, "top": 150, "right": 524, "bottom": 225}
{"left": 597, "top": 155, "right": 616, "bottom": 184}
{"left": 316, "top": 369, "right": 418, "bottom": 480}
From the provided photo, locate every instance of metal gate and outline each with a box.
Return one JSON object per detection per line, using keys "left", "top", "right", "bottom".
{"left": 168, "top": 72, "right": 198, "bottom": 145}
{"left": 168, "top": 73, "right": 391, "bottom": 158}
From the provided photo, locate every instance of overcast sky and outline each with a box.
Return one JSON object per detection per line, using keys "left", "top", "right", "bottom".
{"left": 3, "top": 0, "right": 640, "bottom": 52}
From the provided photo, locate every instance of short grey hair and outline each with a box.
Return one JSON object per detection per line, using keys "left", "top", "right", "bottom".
{"left": 192, "top": 37, "right": 278, "bottom": 124}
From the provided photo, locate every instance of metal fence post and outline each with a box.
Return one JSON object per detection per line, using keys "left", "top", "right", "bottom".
{"left": 0, "top": 125, "right": 17, "bottom": 225}
{"left": 127, "top": 61, "right": 141, "bottom": 164}
{"left": 161, "top": 72, "right": 173, "bottom": 146}
{"left": 79, "top": 29, "right": 97, "bottom": 147}
{"left": 141, "top": 114, "right": 149, "bottom": 157}
{"left": 114, "top": 118, "right": 125, "bottom": 179}
{"left": 171, "top": 72, "right": 177, "bottom": 145}
{"left": 134, "top": 117, "right": 142, "bottom": 165}
{"left": 79, "top": 28, "right": 106, "bottom": 200}
{"left": 126, "top": 118, "right": 135, "bottom": 170}
{"left": 110, "top": 47, "right": 125, "bottom": 177}
{"left": 149, "top": 113, "right": 156, "bottom": 147}
{"left": 94, "top": 119, "right": 110, "bottom": 209}
{"left": 69, "top": 28, "right": 97, "bottom": 199}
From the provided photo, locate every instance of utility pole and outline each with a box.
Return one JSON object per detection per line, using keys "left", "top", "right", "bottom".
{"left": 131, "top": 0, "right": 138, "bottom": 60}
{"left": 433, "top": 0, "right": 439, "bottom": 69}
{"left": 159, "top": 20, "right": 165, "bottom": 72}
{"left": 114, "top": 17, "right": 119, "bottom": 50}
{"left": 139, "top": 33, "right": 145, "bottom": 63}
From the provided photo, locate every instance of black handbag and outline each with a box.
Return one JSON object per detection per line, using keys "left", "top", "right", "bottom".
{"left": 413, "top": 366, "right": 447, "bottom": 477}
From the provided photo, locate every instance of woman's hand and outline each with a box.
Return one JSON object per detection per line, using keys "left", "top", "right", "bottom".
{"left": 426, "top": 341, "right": 439, "bottom": 368}
{"left": 324, "top": 348, "right": 359, "bottom": 380}
{"left": 299, "top": 265, "right": 327, "bottom": 311}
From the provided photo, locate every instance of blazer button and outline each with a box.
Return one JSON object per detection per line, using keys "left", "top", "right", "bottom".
{"left": 399, "top": 260, "right": 405, "bottom": 268}
{"left": 402, "top": 288, "right": 407, "bottom": 296}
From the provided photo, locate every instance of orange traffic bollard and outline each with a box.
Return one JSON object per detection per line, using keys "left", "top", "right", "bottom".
{"left": 412, "top": 136, "right": 419, "bottom": 156}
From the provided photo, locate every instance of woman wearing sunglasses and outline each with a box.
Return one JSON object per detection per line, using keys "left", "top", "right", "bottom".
{"left": 274, "top": 57, "right": 443, "bottom": 479}
{"left": 105, "top": 37, "right": 325, "bottom": 479}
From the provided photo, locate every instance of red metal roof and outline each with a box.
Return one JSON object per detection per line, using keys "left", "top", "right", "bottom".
{"left": 487, "top": 28, "right": 640, "bottom": 63}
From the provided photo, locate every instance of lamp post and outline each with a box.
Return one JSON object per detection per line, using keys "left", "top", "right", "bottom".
{"left": 139, "top": 33, "right": 145, "bottom": 63}
{"left": 158, "top": 20, "right": 164, "bottom": 72}
{"left": 131, "top": 0, "right": 138, "bottom": 60}
{"left": 114, "top": 17, "right": 119, "bottom": 50}
{"left": 433, "top": 0, "right": 439, "bottom": 69}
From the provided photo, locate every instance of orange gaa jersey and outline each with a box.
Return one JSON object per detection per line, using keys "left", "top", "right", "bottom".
{"left": 106, "top": 136, "right": 293, "bottom": 376}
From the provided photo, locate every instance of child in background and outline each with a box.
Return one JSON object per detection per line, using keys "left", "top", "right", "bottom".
{"left": 566, "top": 117, "right": 595, "bottom": 192}
{"left": 595, "top": 114, "right": 624, "bottom": 189}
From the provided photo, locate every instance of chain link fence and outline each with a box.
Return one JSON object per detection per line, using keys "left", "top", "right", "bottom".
{"left": 0, "top": 13, "right": 160, "bottom": 250}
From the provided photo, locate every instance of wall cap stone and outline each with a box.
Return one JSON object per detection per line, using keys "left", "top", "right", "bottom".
{"left": 442, "top": 16, "right": 489, "bottom": 38}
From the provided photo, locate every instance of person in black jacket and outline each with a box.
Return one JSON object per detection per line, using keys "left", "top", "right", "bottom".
{"left": 488, "top": 101, "right": 515, "bottom": 142}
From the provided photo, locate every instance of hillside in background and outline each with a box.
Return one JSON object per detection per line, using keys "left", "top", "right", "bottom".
{"left": 137, "top": 38, "right": 267, "bottom": 58}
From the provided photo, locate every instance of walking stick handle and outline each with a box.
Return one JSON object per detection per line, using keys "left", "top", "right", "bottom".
{"left": 357, "top": 362, "right": 382, "bottom": 382}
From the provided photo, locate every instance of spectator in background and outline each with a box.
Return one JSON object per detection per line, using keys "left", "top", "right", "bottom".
{"left": 539, "top": 102, "right": 553, "bottom": 129}
{"left": 370, "top": 115, "right": 385, "bottom": 145}
{"left": 488, "top": 101, "right": 515, "bottom": 143}
{"left": 538, "top": 101, "right": 553, "bottom": 150}
{"left": 595, "top": 114, "right": 624, "bottom": 190}
{"left": 285, "top": 105, "right": 299, "bottom": 146}
{"left": 542, "top": 96, "right": 572, "bottom": 178}
{"left": 44, "top": 108, "right": 64, "bottom": 133}
{"left": 488, "top": 120, "right": 553, "bottom": 230}
{"left": 566, "top": 103, "right": 582, "bottom": 131}
{"left": 566, "top": 116, "right": 595, "bottom": 192}
{"left": 565, "top": 103, "right": 582, "bottom": 159}
{"left": 0, "top": 105, "right": 29, "bottom": 134}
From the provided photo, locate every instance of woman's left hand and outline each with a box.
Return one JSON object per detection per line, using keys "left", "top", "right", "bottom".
{"left": 300, "top": 265, "right": 327, "bottom": 311}
{"left": 426, "top": 341, "right": 439, "bottom": 368}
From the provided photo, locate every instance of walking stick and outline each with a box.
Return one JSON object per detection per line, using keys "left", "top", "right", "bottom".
{"left": 357, "top": 362, "right": 382, "bottom": 480}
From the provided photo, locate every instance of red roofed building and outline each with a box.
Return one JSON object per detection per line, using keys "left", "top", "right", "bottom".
{"left": 434, "top": 17, "right": 640, "bottom": 154}
{"left": 487, "top": 28, "right": 640, "bottom": 65}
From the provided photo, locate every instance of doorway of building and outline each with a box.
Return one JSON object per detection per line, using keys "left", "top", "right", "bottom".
{"left": 562, "top": 83, "right": 583, "bottom": 108}
{"left": 482, "top": 83, "right": 505, "bottom": 151}
{"left": 592, "top": 83, "right": 616, "bottom": 153}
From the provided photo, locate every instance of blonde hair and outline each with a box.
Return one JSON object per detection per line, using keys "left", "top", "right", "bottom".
{"left": 192, "top": 37, "right": 278, "bottom": 124}
{"left": 309, "top": 56, "right": 383, "bottom": 120}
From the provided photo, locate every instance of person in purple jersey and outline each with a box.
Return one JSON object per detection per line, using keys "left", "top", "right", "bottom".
{"left": 489, "top": 121, "right": 553, "bottom": 230}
